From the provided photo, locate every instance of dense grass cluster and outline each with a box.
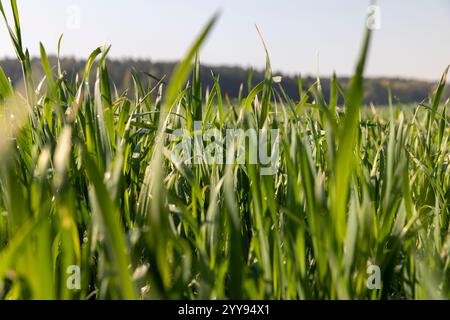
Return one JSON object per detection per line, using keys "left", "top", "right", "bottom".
{"left": 1, "top": 1, "right": 450, "bottom": 300}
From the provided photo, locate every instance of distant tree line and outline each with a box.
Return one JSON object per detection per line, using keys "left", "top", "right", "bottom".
{"left": 0, "top": 57, "right": 447, "bottom": 105}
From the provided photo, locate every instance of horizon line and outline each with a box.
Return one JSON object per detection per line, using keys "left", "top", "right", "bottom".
{"left": 0, "top": 54, "right": 445, "bottom": 84}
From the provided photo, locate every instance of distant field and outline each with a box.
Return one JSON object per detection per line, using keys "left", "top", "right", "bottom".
{"left": 1, "top": 1, "right": 450, "bottom": 300}
{"left": 0, "top": 57, "right": 446, "bottom": 107}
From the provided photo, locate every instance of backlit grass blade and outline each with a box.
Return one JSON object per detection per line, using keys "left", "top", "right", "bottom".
{"left": 164, "top": 14, "right": 219, "bottom": 114}
{"left": 0, "top": 66, "right": 12, "bottom": 99}
{"left": 81, "top": 147, "right": 137, "bottom": 299}
{"left": 331, "top": 26, "right": 372, "bottom": 241}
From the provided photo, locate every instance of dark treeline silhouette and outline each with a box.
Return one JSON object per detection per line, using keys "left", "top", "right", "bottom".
{"left": 0, "top": 57, "right": 447, "bottom": 105}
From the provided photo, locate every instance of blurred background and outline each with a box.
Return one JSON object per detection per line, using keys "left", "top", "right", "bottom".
{"left": 0, "top": 0, "right": 449, "bottom": 104}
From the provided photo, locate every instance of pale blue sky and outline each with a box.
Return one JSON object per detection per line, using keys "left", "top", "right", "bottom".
{"left": 0, "top": 0, "right": 449, "bottom": 80}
